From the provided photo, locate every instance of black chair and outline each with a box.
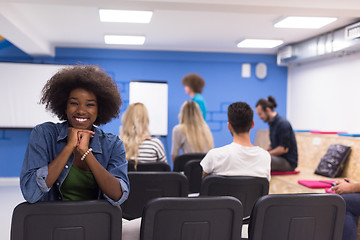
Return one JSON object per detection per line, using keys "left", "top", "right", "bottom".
{"left": 10, "top": 200, "right": 122, "bottom": 240}
{"left": 248, "top": 193, "right": 346, "bottom": 240}
{"left": 121, "top": 172, "right": 188, "bottom": 220}
{"left": 173, "top": 153, "right": 206, "bottom": 172}
{"left": 140, "top": 196, "right": 243, "bottom": 240}
{"left": 200, "top": 175, "right": 269, "bottom": 220}
{"left": 128, "top": 161, "right": 171, "bottom": 172}
{"left": 184, "top": 159, "right": 203, "bottom": 193}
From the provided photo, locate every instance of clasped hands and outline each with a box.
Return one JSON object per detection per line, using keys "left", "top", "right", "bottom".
{"left": 67, "top": 127, "right": 95, "bottom": 155}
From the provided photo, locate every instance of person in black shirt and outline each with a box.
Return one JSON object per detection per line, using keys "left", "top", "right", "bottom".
{"left": 255, "top": 96, "right": 298, "bottom": 171}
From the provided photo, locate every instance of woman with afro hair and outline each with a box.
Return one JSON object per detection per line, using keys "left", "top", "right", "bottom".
{"left": 20, "top": 65, "right": 129, "bottom": 206}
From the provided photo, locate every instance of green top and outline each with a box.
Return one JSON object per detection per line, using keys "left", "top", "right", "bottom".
{"left": 61, "top": 165, "right": 98, "bottom": 201}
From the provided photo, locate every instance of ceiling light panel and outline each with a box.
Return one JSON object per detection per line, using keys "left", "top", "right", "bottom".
{"left": 274, "top": 17, "right": 337, "bottom": 29}
{"left": 104, "top": 35, "right": 146, "bottom": 45}
{"left": 237, "top": 39, "right": 283, "bottom": 48}
{"left": 99, "top": 9, "right": 153, "bottom": 23}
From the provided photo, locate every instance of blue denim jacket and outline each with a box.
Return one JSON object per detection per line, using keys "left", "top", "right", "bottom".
{"left": 20, "top": 121, "right": 129, "bottom": 206}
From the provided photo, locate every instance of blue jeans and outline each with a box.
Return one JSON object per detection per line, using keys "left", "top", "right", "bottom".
{"left": 342, "top": 193, "right": 360, "bottom": 240}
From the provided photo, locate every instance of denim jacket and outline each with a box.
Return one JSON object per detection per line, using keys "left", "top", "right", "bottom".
{"left": 20, "top": 121, "right": 129, "bottom": 206}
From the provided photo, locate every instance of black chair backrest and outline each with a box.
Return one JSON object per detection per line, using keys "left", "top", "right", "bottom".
{"left": 200, "top": 175, "right": 269, "bottom": 218}
{"left": 140, "top": 196, "right": 243, "bottom": 240}
{"left": 184, "top": 159, "right": 203, "bottom": 193}
{"left": 11, "top": 200, "right": 122, "bottom": 240}
{"left": 121, "top": 172, "right": 188, "bottom": 220}
{"left": 128, "top": 161, "right": 171, "bottom": 172}
{"left": 173, "top": 153, "right": 206, "bottom": 172}
{"left": 248, "top": 193, "right": 346, "bottom": 240}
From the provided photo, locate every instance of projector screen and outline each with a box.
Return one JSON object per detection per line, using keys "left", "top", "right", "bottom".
{"left": 0, "top": 63, "right": 68, "bottom": 128}
{"left": 129, "top": 80, "right": 168, "bottom": 136}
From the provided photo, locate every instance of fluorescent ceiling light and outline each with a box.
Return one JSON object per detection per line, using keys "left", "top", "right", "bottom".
{"left": 274, "top": 17, "right": 337, "bottom": 29}
{"left": 104, "top": 35, "right": 146, "bottom": 45}
{"left": 237, "top": 39, "right": 283, "bottom": 48}
{"left": 99, "top": 9, "right": 153, "bottom": 23}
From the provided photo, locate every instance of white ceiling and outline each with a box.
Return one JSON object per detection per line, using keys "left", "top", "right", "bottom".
{"left": 0, "top": 0, "right": 359, "bottom": 57}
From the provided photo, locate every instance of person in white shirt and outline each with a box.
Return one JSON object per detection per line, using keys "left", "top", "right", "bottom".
{"left": 201, "top": 101, "right": 271, "bottom": 181}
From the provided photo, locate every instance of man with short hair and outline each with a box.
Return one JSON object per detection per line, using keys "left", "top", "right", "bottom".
{"left": 255, "top": 96, "right": 298, "bottom": 171}
{"left": 201, "top": 102, "right": 270, "bottom": 180}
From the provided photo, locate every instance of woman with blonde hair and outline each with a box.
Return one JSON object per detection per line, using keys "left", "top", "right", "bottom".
{"left": 171, "top": 101, "right": 214, "bottom": 162}
{"left": 120, "top": 103, "right": 166, "bottom": 167}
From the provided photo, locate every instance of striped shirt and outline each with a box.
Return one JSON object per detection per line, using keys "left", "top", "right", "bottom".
{"left": 137, "top": 138, "right": 167, "bottom": 163}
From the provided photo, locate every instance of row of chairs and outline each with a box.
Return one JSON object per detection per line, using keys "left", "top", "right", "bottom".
{"left": 11, "top": 193, "right": 346, "bottom": 240}
{"left": 128, "top": 153, "right": 206, "bottom": 193}
{"left": 127, "top": 153, "right": 206, "bottom": 173}
{"left": 121, "top": 173, "right": 269, "bottom": 220}
{"left": 11, "top": 154, "right": 346, "bottom": 239}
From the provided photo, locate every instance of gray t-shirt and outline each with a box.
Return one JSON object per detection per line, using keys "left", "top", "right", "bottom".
{"left": 171, "top": 124, "right": 211, "bottom": 155}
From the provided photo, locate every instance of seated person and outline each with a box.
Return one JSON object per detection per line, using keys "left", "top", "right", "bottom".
{"left": 255, "top": 96, "right": 298, "bottom": 172}
{"left": 332, "top": 178, "right": 360, "bottom": 240}
{"left": 120, "top": 102, "right": 166, "bottom": 168}
{"left": 201, "top": 101, "right": 270, "bottom": 180}
{"left": 20, "top": 65, "right": 129, "bottom": 206}
{"left": 182, "top": 73, "right": 207, "bottom": 120}
{"left": 171, "top": 101, "right": 214, "bottom": 162}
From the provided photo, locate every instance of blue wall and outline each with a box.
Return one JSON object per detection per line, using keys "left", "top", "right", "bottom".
{"left": 0, "top": 42, "right": 288, "bottom": 177}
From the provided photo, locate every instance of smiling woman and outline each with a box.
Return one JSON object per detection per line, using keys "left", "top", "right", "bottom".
{"left": 66, "top": 88, "right": 98, "bottom": 130}
{"left": 20, "top": 65, "right": 129, "bottom": 206}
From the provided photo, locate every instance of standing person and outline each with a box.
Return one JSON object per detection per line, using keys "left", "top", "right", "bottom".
{"left": 171, "top": 101, "right": 214, "bottom": 162}
{"left": 332, "top": 178, "right": 360, "bottom": 240}
{"left": 20, "top": 65, "right": 129, "bottom": 206}
{"left": 201, "top": 101, "right": 270, "bottom": 181}
{"left": 255, "top": 96, "right": 298, "bottom": 171}
{"left": 120, "top": 102, "right": 166, "bottom": 168}
{"left": 182, "top": 73, "right": 207, "bottom": 120}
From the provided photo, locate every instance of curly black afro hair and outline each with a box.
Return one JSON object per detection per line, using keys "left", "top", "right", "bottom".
{"left": 40, "top": 65, "right": 122, "bottom": 125}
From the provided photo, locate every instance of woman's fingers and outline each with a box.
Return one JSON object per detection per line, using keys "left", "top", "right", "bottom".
{"left": 67, "top": 127, "right": 80, "bottom": 148}
{"left": 68, "top": 128, "right": 95, "bottom": 153}
{"left": 76, "top": 130, "right": 93, "bottom": 151}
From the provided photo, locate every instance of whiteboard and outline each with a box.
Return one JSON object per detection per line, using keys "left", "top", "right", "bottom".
{"left": 129, "top": 81, "right": 168, "bottom": 136}
{"left": 0, "top": 63, "right": 68, "bottom": 128}
{"left": 287, "top": 51, "right": 360, "bottom": 133}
